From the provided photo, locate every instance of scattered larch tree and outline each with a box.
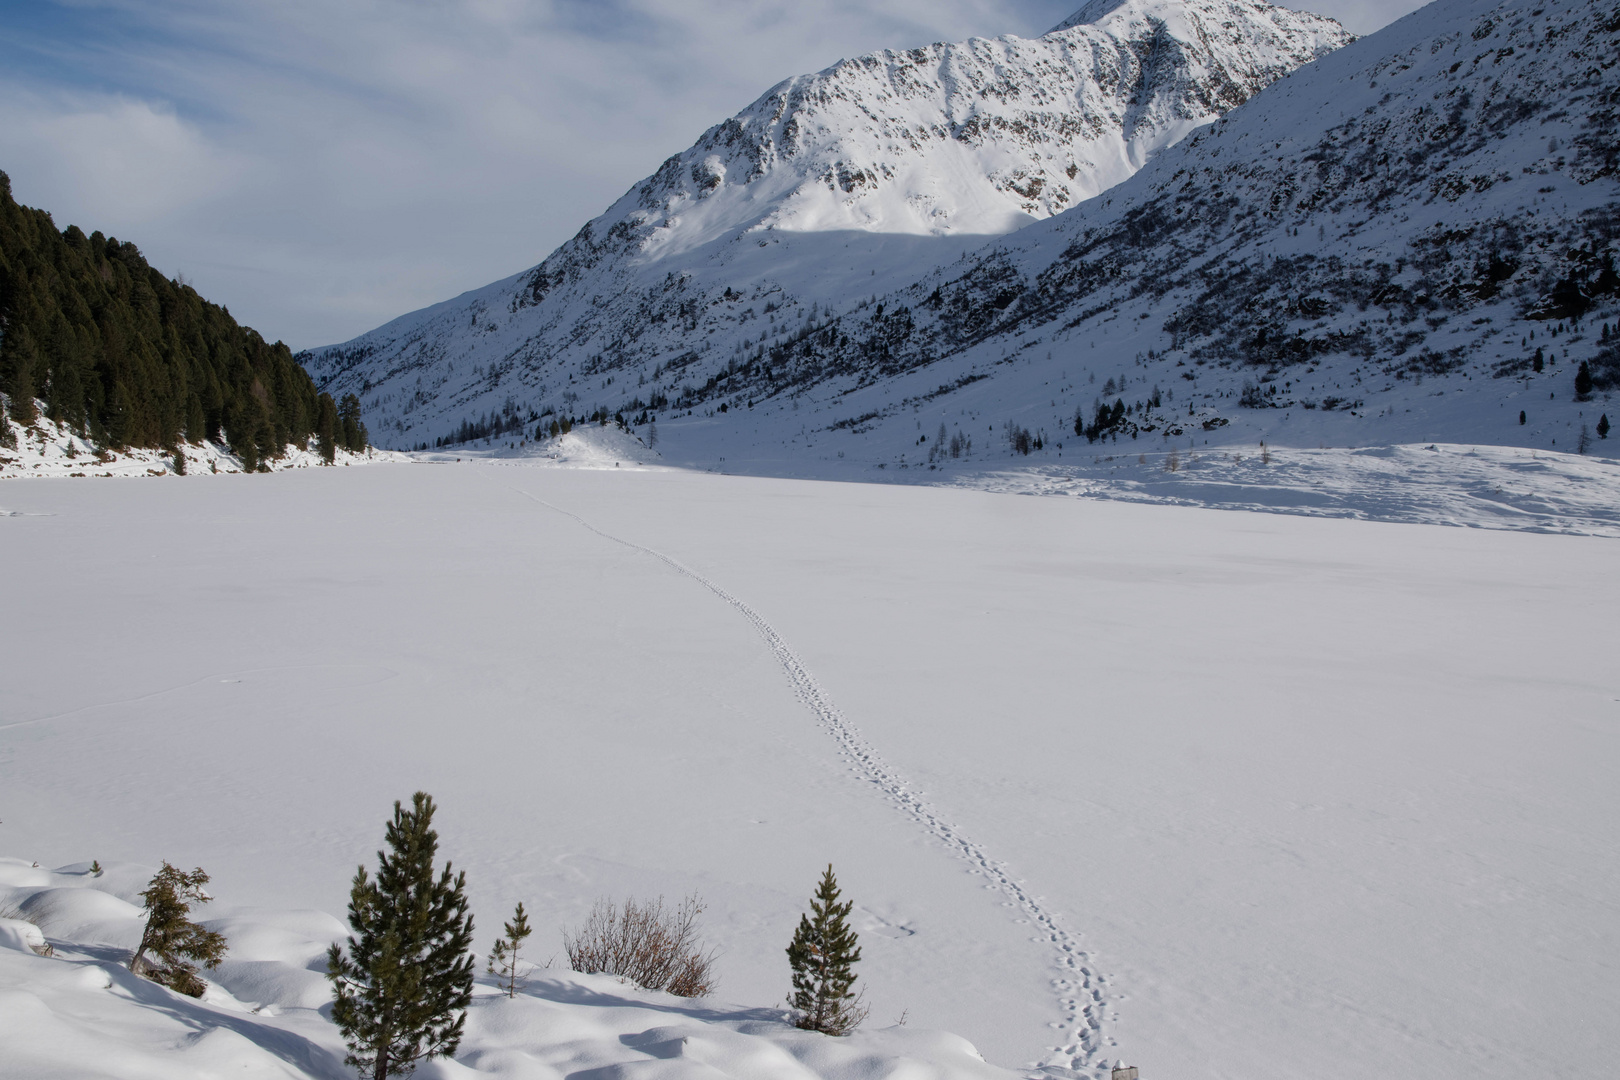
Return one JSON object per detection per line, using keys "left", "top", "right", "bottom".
{"left": 786, "top": 865, "right": 867, "bottom": 1035}
{"left": 327, "top": 792, "right": 475, "bottom": 1080}
{"left": 128, "top": 863, "right": 228, "bottom": 997}
{"left": 487, "top": 901, "right": 533, "bottom": 999}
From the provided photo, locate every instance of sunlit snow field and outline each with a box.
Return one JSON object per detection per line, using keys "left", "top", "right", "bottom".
{"left": 2, "top": 457, "right": 1616, "bottom": 1080}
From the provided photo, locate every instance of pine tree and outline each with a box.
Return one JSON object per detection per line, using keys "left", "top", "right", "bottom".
{"left": 487, "top": 902, "right": 532, "bottom": 999}
{"left": 128, "top": 863, "right": 228, "bottom": 997}
{"left": 1575, "top": 360, "right": 1593, "bottom": 399}
{"left": 317, "top": 392, "right": 339, "bottom": 463}
{"left": 1599, "top": 414, "right": 1610, "bottom": 439}
{"left": 5, "top": 329, "right": 37, "bottom": 425}
{"left": 0, "top": 171, "right": 333, "bottom": 460}
{"left": 339, "top": 393, "right": 367, "bottom": 453}
{"left": 327, "top": 793, "right": 476, "bottom": 1080}
{"left": 786, "top": 865, "right": 868, "bottom": 1035}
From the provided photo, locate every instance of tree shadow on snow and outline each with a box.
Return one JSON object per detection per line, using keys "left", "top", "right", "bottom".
{"left": 62, "top": 942, "right": 349, "bottom": 1080}
{"left": 522, "top": 974, "right": 785, "bottom": 1027}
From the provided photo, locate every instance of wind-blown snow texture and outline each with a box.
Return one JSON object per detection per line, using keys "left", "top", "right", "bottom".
{"left": 299, "top": 0, "right": 1349, "bottom": 450}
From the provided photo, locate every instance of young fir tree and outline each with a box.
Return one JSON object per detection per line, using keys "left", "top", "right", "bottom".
{"left": 1575, "top": 360, "right": 1593, "bottom": 399}
{"left": 128, "top": 863, "right": 228, "bottom": 997}
{"left": 1599, "top": 414, "right": 1610, "bottom": 439}
{"left": 327, "top": 793, "right": 475, "bottom": 1080}
{"left": 486, "top": 901, "right": 533, "bottom": 999}
{"left": 786, "top": 865, "right": 868, "bottom": 1035}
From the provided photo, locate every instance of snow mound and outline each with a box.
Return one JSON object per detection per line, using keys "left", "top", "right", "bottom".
{"left": 0, "top": 407, "right": 404, "bottom": 480}
{"left": 0, "top": 857, "right": 1019, "bottom": 1080}
{"left": 417, "top": 424, "right": 665, "bottom": 470}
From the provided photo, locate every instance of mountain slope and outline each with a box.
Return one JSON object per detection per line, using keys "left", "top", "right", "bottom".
{"left": 300, "top": 0, "right": 1350, "bottom": 449}
{"left": 0, "top": 173, "right": 370, "bottom": 471}
{"left": 653, "top": 0, "right": 1617, "bottom": 466}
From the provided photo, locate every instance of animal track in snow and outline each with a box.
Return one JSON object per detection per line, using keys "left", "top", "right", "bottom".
{"left": 508, "top": 481, "right": 1111, "bottom": 1077}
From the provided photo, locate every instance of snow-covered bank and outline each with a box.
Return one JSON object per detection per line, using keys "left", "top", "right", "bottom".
{"left": 0, "top": 858, "right": 1009, "bottom": 1080}
{"left": 942, "top": 441, "right": 1620, "bottom": 536}
{"left": 453, "top": 424, "right": 1620, "bottom": 537}
{"left": 418, "top": 425, "right": 665, "bottom": 470}
{"left": 0, "top": 409, "right": 404, "bottom": 479}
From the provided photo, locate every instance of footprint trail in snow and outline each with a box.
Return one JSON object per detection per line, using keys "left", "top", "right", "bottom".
{"left": 505, "top": 480, "right": 1114, "bottom": 1077}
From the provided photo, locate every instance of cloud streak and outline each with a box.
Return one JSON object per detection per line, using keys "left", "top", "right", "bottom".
{"left": 0, "top": 0, "right": 1428, "bottom": 348}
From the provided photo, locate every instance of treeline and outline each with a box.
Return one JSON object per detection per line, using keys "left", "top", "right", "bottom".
{"left": 0, "top": 171, "right": 364, "bottom": 469}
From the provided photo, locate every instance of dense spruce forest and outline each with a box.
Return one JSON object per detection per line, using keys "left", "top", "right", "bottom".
{"left": 0, "top": 170, "right": 364, "bottom": 469}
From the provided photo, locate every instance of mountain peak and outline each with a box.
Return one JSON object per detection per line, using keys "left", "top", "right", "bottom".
{"left": 1047, "top": 0, "right": 1336, "bottom": 36}
{"left": 1046, "top": 0, "right": 1134, "bottom": 33}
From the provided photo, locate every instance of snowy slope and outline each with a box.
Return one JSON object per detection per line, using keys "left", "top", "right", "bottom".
{"left": 298, "top": 0, "right": 1349, "bottom": 449}
{"left": 0, "top": 859, "right": 1015, "bottom": 1080}
{"left": 0, "top": 406, "right": 402, "bottom": 480}
{"left": 307, "top": 0, "right": 1620, "bottom": 482}
{"left": 818, "top": 0, "right": 1620, "bottom": 443}
{"left": 605, "top": 0, "right": 1617, "bottom": 471}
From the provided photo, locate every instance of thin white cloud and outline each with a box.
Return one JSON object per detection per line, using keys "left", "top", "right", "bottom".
{"left": 1, "top": 0, "right": 1425, "bottom": 348}
{"left": 0, "top": 87, "right": 238, "bottom": 225}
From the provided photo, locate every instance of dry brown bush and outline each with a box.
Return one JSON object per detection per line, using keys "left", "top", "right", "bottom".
{"left": 563, "top": 894, "right": 716, "bottom": 997}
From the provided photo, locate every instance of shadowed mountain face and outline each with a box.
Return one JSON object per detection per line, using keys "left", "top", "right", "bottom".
{"left": 299, "top": 0, "right": 1350, "bottom": 449}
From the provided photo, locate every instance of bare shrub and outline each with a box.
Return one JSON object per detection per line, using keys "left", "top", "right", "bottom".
{"left": 563, "top": 894, "right": 716, "bottom": 997}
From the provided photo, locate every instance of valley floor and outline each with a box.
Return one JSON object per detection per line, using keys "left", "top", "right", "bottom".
{"left": 1, "top": 456, "right": 1615, "bottom": 1079}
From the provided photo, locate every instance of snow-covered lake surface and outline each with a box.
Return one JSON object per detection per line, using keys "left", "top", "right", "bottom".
{"left": 2, "top": 455, "right": 1616, "bottom": 1079}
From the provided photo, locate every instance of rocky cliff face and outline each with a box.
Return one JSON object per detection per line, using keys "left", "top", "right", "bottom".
{"left": 300, "top": 0, "right": 1350, "bottom": 448}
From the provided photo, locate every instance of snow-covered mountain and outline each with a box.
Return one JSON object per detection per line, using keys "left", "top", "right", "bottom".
{"left": 300, "top": 0, "right": 1350, "bottom": 448}
{"left": 764, "top": 0, "right": 1618, "bottom": 459}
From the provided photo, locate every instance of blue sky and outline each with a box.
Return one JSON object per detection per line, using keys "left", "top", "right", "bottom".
{"left": 0, "top": 0, "right": 1426, "bottom": 349}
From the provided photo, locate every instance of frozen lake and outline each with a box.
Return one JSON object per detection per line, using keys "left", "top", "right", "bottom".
{"left": 2, "top": 459, "right": 1615, "bottom": 1079}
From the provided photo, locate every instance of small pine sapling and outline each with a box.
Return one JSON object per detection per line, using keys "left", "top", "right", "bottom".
{"left": 786, "top": 865, "right": 868, "bottom": 1036}
{"left": 487, "top": 901, "right": 533, "bottom": 998}
{"left": 128, "top": 863, "right": 228, "bottom": 997}
{"left": 1599, "top": 414, "right": 1611, "bottom": 440}
{"left": 327, "top": 792, "right": 475, "bottom": 1080}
